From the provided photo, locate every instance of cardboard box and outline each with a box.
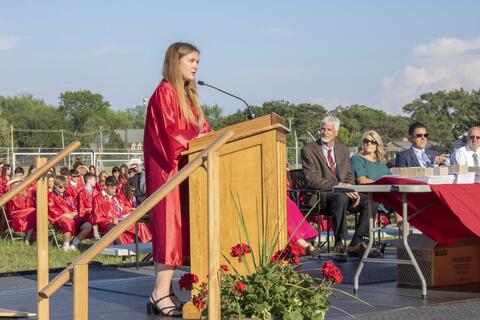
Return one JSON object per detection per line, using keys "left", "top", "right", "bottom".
{"left": 397, "top": 234, "right": 480, "bottom": 287}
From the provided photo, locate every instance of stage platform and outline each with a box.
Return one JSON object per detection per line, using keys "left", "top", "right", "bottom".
{"left": 0, "top": 256, "right": 479, "bottom": 320}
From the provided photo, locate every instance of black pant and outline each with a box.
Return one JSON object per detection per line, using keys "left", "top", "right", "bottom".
{"left": 323, "top": 192, "right": 372, "bottom": 245}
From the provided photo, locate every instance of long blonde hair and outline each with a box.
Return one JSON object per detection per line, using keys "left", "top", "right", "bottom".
{"left": 162, "top": 42, "right": 205, "bottom": 125}
{"left": 359, "top": 130, "right": 385, "bottom": 162}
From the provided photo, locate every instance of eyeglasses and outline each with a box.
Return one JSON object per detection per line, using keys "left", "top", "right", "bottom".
{"left": 469, "top": 135, "right": 480, "bottom": 140}
{"left": 71, "top": 175, "right": 79, "bottom": 178}
{"left": 362, "top": 139, "right": 378, "bottom": 145}
{"left": 414, "top": 133, "right": 429, "bottom": 138}
{"left": 57, "top": 186, "right": 65, "bottom": 190}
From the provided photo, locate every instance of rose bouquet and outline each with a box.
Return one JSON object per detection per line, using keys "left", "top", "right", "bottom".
{"left": 179, "top": 240, "right": 343, "bottom": 319}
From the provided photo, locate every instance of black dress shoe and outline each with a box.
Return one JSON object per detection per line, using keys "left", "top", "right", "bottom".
{"left": 347, "top": 243, "right": 365, "bottom": 257}
{"left": 333, "top": 243, "right": 347, "bottom": 262}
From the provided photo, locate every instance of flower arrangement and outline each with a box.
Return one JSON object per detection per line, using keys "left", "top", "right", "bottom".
{"left": 178, "top": 194, "right": 357, "bottom": 319}
{"left": 179, "top": 240, "right": 343, "bottom": 319}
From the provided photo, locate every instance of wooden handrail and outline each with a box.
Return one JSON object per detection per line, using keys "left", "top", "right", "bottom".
{"left": 39, "top": 130, "right": 234, "bottom": 299}
{"left": 0, "top": 141, "right": 81, "bottom": 207}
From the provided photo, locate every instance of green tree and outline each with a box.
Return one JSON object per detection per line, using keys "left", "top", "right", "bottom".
{"left": 104, "top": 129, "right": 125, "bottom": 149}
{"left": 0, "top": 94, "right": 67, "bottom": 148}
{"left": 202, "top": 104, "right": 223, "bottom": 130}
{"left": 0, "top": 110, "right": 10, "bottom": 147}
{"left": 126, "top": 104, "right": 147, "bottom": 128}
{"left": 59, "top": 90, "right": 110, "bottom": 136}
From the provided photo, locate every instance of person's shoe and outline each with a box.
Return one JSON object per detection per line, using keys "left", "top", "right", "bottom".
{"left": 72, "top": 238, "right": 80, "bottom": 247}
{"left": 306, "top": 246, "right": 322, "bottom": 257}
{"left": 146, "top": 293, "right": 182, "bottom": 317}
{"left": 347, "top": 243, "right": 365, "bottom": 257}
{"left": 333, "top": 243, "right": 347, "bottom": 262}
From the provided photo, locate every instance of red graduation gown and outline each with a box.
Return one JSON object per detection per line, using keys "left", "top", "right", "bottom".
{"left": 115, "top": 192, "right": 152, "bottom": 243}
{"left": 48, "top": 191, "right": 82, "bottom": 235}
{"left": 91, "top": 192, "right": 118, "bottom": 234}
{"left": 76, "top": 187, "right": 97, "bottom": 223}
{"left": 143, "top": 80, "right": 211, "bottom": 265}
{"left": 7, "top": 190, "right": 36, "bottom": 233}
{"left": 0, "top": 177, "right": 9, "bottom": 196}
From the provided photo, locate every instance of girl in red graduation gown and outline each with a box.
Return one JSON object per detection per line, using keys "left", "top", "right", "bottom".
{"left": 0, "top": 164, "right": 12, "bottom": 196}
{"left": 7, "top": 180, "right": 36, "bottom": 243}
{"left": 115, "top": 178, "right": 152, "bottom": 243}
{"left": 144, "top": 42, "right": 211, "bottom": 316}
{"left": 48, "top": 176, "right": 92, "bottom": 251}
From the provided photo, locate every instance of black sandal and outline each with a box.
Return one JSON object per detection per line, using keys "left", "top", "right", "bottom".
{"left": 146, "top": 293, "right": 182, "bottom": 317}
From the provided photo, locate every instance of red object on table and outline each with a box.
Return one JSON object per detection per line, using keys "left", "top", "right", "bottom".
{"left": 372, "top": 176, "right": 480, "bottom": 245}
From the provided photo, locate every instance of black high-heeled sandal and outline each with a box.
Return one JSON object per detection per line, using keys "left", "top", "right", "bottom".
{"left": 146, "top": 293, "right": 182, "bottom": 317}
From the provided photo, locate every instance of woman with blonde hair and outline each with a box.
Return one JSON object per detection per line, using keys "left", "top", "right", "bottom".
{"left": 144, "top": 42, "right": 211, "bottom": 316}
{"left": 351, "top": 130, "right": 407, "bottom": 232}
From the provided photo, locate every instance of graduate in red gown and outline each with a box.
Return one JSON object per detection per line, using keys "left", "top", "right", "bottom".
{"left": 115, "top": 177, "right": 152, "bottom": 243}
{"left": 48, "top": 176, "right": 92, "bottom": 251}
{"left": 0, "top": 164, "right": 13, "bottom": 234}
{"left": 91, "top": 176, "right": 143, "bottom": 244}
{"left": 6, "top": 168, "right": 36, "bottom": 244}
{"left": 144, "top": 42, "right": 211, "bottom": 316}
{"left": 0, "top": 164, "right": 12, "bottom": 196}
{"left": 66, "top": 169, "right": 83, "bottom": 203}
{"left": 91, "top": 176, "right": 118, "bottom": 238}
{"left": 76, "top": 173, "right": 98, "bottom": 238}
{"left": 95, "top": 171, "right": 108, "bottom": 193}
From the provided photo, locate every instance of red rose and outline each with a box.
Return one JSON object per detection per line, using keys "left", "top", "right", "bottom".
{"left": 234, "top": 280, "right": 247, "bottom": 293}
{"left": 321, "top": 261, "right": 342, "bottom": 284}
{"left": 220, "top": 264, "right": 229, "bottom": 271}
{"left": 270, "top": 241, "right": 304, "bottom": 265}
{"left": 230, "top": 243, "right": 251, "bottom": 262}
{"left": 178, "top": 273, "right": 199, "bottom": 290}
{"left": 193, "top": 296, "right": 206, "bottom": 310}
{"left": 241, "top": 243, "right": 252, "bottom": 254}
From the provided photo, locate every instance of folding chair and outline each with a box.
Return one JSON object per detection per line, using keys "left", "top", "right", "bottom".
{"left": 1, "top": 206, "right": 22, "bottom": 242}
{"left": 48, "top": 222, "right": 60, "bottom": 248}
{"left": 287, "top": 169, "right": 334, "bottom": 251}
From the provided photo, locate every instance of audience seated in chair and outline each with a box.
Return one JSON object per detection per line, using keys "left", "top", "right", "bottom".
{"left": 301, "top": 115, "right": 371, "bottom": 261}
{"left": 48, "top": 175, "right": 92, "bottom": 251}
{"left": 6, "top": 167, "right": 36, "bottom": 244}
{"left": 351, "top": 130, "right": 409, "bottom": 235}
{"left": 450, "top": 126, "right": 480, "bottom": 167}
{"left": 395, "top": 122, "right": 449, "bottom": 167}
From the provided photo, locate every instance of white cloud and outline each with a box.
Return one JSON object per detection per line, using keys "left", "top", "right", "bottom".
{"left": 91, "top": 45, "right": 119, "bottom": 57}
{"left": 379, "top": 37, "right": 480, "bottom": 114}
{"left": 0, "top": 35, "right": 20, "bottom": 51}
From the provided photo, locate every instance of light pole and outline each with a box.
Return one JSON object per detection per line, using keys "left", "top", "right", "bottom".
{"left": 99, "top": 126, "right": 103, "bottom": 152}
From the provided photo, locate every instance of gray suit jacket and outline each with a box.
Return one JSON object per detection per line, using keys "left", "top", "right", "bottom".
{"left": 301, "top": 140, "right": 354, "bottom": 209}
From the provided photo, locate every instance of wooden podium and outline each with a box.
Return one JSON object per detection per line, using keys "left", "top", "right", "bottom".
{"left": 182, "top": 113, "right": 289, "bottom": 318}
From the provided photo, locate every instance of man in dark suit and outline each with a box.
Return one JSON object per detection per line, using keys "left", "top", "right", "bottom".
{"left": 301, "top": 115, "right": 370, "bottom": 260}
{"left": 395, "top": 122, "right": 449, "bottom": 167}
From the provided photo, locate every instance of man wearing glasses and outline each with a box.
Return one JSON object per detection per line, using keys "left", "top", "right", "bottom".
{"left": 395, "top": 122, "right": 449, "bottom": 167}
{"left": 450, "top": 126, "right": 480, "bottom": 167}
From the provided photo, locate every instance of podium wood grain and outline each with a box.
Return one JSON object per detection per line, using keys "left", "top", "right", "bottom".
{"left": 182, "top": 114, "right": 289, "bottom": 319}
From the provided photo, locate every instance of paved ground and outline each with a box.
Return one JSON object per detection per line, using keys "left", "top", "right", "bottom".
{"left": 1, "top": 256, "right": 479, "bottom": 320}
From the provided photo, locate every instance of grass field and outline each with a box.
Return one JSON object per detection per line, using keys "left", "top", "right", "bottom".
{"left": 0, "top": 236, "right": 146, "bottom": 273}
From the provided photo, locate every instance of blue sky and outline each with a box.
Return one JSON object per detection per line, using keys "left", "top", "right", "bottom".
{"left": 1, "top": 1, "right": 480, "bottom": 115}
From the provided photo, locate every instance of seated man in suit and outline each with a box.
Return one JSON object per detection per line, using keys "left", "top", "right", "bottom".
{"left": 301, "top": 115, "right": 371, "bottom": 260}
{"left": 395, "top": 122, "right": 449, "bottom": 167}
{"left": 450, "top": 126, "right": 480, "bottom": 167}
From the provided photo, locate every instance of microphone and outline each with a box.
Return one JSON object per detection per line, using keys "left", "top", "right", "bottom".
{"left": 197, "top": 80, "right": 255, "bottom": 120}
